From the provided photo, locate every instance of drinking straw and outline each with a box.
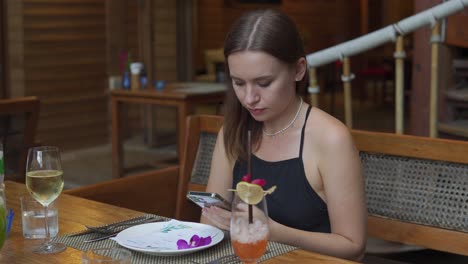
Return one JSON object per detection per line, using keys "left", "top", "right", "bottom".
{"left": 6, "top": 208, "right": 13, "bottom": 237}
{"left": 247, "top": 130, "right": 253, "bottom": 224}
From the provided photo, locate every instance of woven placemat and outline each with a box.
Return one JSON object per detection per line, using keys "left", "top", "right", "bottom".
{"left": 53, "top": 214, "right": 297, "bottom": 264}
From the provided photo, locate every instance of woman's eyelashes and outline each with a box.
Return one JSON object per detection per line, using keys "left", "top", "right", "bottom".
{"left": 258, "top": 81, "right": 271, "bottom": 88}
{"left": 233, "top": 80, "right": 244, "bottom": 87}
{"left": 232, "top": 80, "right": 271, "bottom": 88}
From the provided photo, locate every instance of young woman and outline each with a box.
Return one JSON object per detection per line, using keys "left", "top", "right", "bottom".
{"left": 201, "top": 9, "right": 367, "bottom": 261}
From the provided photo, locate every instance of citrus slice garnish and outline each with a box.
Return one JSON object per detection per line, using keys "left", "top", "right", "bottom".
{"left": 236, "top": 181, "right": 264, "bottom": 205}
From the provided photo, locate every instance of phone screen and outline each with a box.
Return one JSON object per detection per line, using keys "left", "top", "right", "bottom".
{"left": 187, "top": 191, "right": 232, "bottom": 211}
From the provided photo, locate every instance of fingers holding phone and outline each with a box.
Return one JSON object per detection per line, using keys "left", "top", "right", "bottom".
{"left": 202, "top": 206, "right": 231, "bottom": 231}
{"left": 187, "top": 191, "right": 232, "bottom": 230}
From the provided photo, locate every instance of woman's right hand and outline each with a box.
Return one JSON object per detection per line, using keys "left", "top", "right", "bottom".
{"left": 202, "top": 206, "right": 231, "bottom": 230}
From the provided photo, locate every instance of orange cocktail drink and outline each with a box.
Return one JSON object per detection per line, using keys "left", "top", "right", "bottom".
{"left": 232, "top": 238, "right": 268, "bottom": 262}
{"left": 231, "top": 217, "right": 269, "bottom": 264}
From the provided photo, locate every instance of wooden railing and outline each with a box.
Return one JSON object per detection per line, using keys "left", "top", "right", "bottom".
{"left": 306, "top": 0, "right": 467, "bottom": 137}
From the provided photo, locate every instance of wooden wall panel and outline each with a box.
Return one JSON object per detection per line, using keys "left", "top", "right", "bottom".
{"left": 5, "top": 0, "right": 177, "bottom": 150}
{"left": 106, "top": 0, "right": 178, "bottom": 144}
{"left": 445, "top": 9, "right": 468, "bottom": 48}
{"left": 120, "top": 0, "right": 141, "bottom": 140}
{"left": 194, "top": 0, "right": 361, "bottom": 73}
{"left": 282, "top": 1, "right": 360, "bottom": 51}
{"left": 149, "top": 0, "right": 178, "bottom": 143}
{"left": 5, "top": 0, "right": 25, "bottom": 99}
{"left": 125, "top": 0, "right": 139, "bottom": 61}
{"left": 104, "top": 0, "right": 155, "bottom": 146}
{"left": 106, "top": 0, "right": 139, "bottom": 75}
{"left": 153, "top": 0, "right": 177, "bottom": 81}
{"left": 0, "top": 1, "right": 6, "bottom": 98}
{"left": 20, "top": 0, "right": 108, "bottom": 150}
{"left": 195, "top": 0, "right": 235, "bottom": 72}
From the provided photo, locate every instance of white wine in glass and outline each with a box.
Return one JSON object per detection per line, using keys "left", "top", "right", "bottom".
{"left": 26, "top": 146, "right": 66, "bottom": 254}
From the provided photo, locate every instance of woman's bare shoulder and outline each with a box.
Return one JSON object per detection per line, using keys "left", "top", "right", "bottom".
{"left": 306, "top": 107, "right": 353, "bottom": 147}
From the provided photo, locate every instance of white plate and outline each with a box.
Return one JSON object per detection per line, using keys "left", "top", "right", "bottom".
{"left": 113, "top": 220, "right": 224, "bottom": 256}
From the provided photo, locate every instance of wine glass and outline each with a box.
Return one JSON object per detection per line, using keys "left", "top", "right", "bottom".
{"left": 25, "top": 146, "right": 66, "bottom": 254}
{"left": 230, "top": 193, "right": 269, "bottom": 264}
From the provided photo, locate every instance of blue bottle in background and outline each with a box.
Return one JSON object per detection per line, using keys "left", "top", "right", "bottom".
{"left": 140, "top": 69, "right": 147, "bottom": 89}
{"left": 153, "top": 80, "right": 166, "bottom": 90}
{"left": 122, "top": 71, "right": 131, "bottom": 90}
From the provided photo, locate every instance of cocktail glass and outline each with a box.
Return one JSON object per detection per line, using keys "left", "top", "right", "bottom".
{"left": 230, "top": 193, "right": 269, "bottom": 264}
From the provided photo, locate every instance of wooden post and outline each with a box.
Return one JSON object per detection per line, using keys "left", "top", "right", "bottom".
{"left": 429, "top": 21, "right": 440, "bottom": 138}
{"left": 106, "top": 0, "right": 125, "bottom": 76}
{"left": 342, "top": 57, "right": 353, "bottom": 128}
{"left": 5, "top": 0, "right": 25, "bottom": 98}
{"left": 394, "top": 36, "right": 405, "bottom": 134}
{"left": 308, "top": 68, "right": 319, "bottom": 107}
{"left": 138, "top": 0, "right": 153, "bottom": 87}
{"left": 360, "top": 0, "right": 369, "bottom": 35}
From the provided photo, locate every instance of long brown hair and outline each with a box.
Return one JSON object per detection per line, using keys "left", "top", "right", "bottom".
{"left": 223, "top": 9, "right": 309, "bottom": 161}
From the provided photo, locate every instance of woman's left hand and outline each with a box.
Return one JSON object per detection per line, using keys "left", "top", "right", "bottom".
{"left": 202, "top": 206, "right": 231, "bottom": 230}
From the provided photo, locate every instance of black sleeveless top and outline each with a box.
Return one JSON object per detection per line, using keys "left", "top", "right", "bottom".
{"left": 232, "top": 106, "right": 331, "bottom": 233}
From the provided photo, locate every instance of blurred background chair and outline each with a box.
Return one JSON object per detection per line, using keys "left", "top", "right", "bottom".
{"left": 195, "top": 48, "right": 225, "bottom": 82}
{"left": 0, "top": 96, "right": 40, "bottom": 182}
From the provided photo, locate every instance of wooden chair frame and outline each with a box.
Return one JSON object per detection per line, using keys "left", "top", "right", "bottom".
{"left": 0, "top": 96, "right": 40, "bottom": 181}
{"left": 352, "top": 129, "right": 468, "bottom": 256}
{"left": 175, "top": 115, "right": 223, "bottom": 221}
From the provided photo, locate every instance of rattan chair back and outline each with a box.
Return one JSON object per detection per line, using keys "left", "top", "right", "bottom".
{"left": 352, "top": 129, "right": 468, "bottom": 256}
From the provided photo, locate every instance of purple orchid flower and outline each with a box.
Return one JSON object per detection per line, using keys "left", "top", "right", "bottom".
{"left": 177, "top": 235, "right": 212, "bottom": 250}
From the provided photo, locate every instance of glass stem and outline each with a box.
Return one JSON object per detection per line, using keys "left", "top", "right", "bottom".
{"left": 44, "top": 205, "right": 50, "bottom": 245}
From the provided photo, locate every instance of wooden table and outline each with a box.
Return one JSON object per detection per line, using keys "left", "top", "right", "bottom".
{"left": 2, "top": 181, "right": 358, "bottom": 263}
{"left": 111, "top": 82, "right": 226, "bottom": 178}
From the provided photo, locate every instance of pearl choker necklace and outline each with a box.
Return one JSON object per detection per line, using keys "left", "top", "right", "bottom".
{"left": 263, "top": 97, "right": 303, "bottom": 137}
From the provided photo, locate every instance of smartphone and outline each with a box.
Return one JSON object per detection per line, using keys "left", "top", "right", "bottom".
{"left": 186, "top": 191, "right": 232, "bottom": 211}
